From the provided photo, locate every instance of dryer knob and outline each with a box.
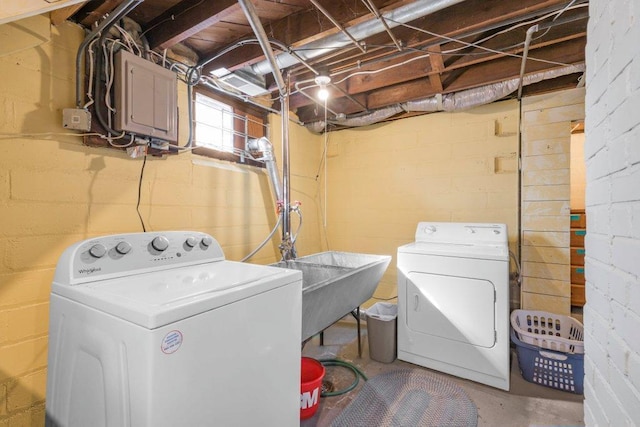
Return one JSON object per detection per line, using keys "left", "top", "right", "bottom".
{"left": 201, "top": 236, "right": 213, "bottom": 247}
{"left": 115, "top": 241, "right": 132, "bottom": 255}
{"left": 185, "top": 236, "right": 198, "bottom": 248}
{"left": 89, "top": 244, "right": 107, "bottom": 258}
{"left": 424, "top": 225, "right": 436, "bottom": 234}
{"left": 151, "top": 236, "right": 170, "bottom": 252}
{"left": 493, "top": 229, "right": 500, "bottom": 235}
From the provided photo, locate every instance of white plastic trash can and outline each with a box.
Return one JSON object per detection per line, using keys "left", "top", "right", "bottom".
{"left": 366, "top": 303, "right": 397, "bottom": 363}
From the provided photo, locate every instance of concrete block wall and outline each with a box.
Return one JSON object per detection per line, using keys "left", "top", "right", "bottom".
{"left": 325, "top": 100, "right": 520, "bottom": 302}
{"left": 520, "top": 88, "right": 585, "bottom": 315}
{"left": 583, "top": 0, "right": 640, "bottom": 424}
{"left": 0, "top": 18, "right": 323, "bottom": 424}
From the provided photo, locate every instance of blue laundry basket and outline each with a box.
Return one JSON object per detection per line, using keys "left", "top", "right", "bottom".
{"left": 511, "top": 329, "right": 584, "bottom": 394}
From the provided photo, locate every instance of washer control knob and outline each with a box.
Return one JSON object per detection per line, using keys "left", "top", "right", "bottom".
{"left": 201, "top": 236, "right": 213, "bottom": 247}
{"left": 424, "top": 225, "right": 436, "bottom": 234}
{"left": 89, "top": 244, "right": 107, "bottom": 258}
{"left": 467, "top": 228, "right": 476, "bottom": 234}
{"left": 151, "top": 236, "right": 170, "bottom": 252}
{"left": 493, "top": 229, "right": 500, "bottom": 235}
{"left": 115, "top": 241, "right": 132, "bottom": 255}
{"left": 185, "top": 236, "right": 198, "bottom": 248}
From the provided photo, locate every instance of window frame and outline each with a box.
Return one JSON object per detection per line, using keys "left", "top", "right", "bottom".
{"left": 192, "top": 86, "right": 268, "bottom": 167}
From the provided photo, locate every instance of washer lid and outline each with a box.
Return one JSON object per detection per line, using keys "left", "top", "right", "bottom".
{"left": 398, "top": 241, "right": 509, "bottom": 261}
{"left": 51, "top": 261, "right": 302, "bottom": 329}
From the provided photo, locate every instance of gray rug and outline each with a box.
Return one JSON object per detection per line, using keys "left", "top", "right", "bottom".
{"left": 331, "top": 369, "right": 478, "bottom": 427}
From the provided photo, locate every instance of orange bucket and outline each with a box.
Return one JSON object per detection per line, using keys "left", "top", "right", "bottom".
{"left": 300, "top": 357, "right": 325, "bottom": 419}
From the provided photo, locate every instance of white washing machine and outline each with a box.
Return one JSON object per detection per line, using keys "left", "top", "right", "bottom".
{"left": 46, "top": 231, "right": 302, "bottom": 427}
{"left": 397, "top": 222, "right": 510, "bottom": 391}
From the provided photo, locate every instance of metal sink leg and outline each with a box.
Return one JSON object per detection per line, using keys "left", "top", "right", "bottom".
{"left": 317, "top": 306, "right": 363, "bottom": 358}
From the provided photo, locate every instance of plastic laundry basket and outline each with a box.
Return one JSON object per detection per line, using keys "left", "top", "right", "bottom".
{"left": 366, "top": 303, "right": 397, "bottom": 363}
{"left": 300, "top": 357, "right": 325, "bottom": 420}
{"left": 511, "top": 329, "right": 584, "bottom": 394}
{"left": 511, "top": 309, "right": 584, "bottom": 354}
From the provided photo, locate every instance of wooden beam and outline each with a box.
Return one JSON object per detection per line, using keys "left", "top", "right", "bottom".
{"left": 295, "top": 94, "right": 372, "bottom": 122}
{"left": 289, "top": 29, "right": 585, "bottom": 110}
{"left": 202, "top": 0, "right": 411, "bottom": 73}
{"left": 144, "top": 0, "right": 240, "bottom": 50}
{"left": 521, "top": 72, "right": 583, "bottom": 98}
{"left": 289, "top": 0, "right": 577, "bottom": 78}
{"left": 443, "top": 37, "right": 586, "bottom": 92}
{"left": 50, "top": 1, "right": 86, "bottom": 25}
{"left": 427, "top": 44, "right": 444, "bottom": 92}
{"left": 367, "top": 78, "right": 435, "bottom": 109}
{"left": 344, "top": 52, "right": 432, "bottom": 94}
{"left": 78, "top": 0, "right": 123, "bottom": 27}
{"left": 349, "top": 37, "right": 585, "bottom": 111}
{"left": 0, "top": 0, "right": 86, "bottom": 25}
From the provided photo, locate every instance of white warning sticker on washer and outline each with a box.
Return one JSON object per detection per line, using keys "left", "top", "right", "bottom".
{"left": 161, "top": 330, "right": 183, "bottom": 354}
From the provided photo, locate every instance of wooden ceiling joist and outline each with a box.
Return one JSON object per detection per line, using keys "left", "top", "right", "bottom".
{"left": 144, "top": 0, "right": 240, "bottom": 50}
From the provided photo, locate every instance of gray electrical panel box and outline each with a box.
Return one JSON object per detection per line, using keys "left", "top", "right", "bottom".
{"left": 114, "top": 50, "right": 178, "bottom": 142}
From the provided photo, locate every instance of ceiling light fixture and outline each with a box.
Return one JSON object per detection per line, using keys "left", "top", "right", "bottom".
{"left": 315, "top": 74, "right": 331, "bottom": 101}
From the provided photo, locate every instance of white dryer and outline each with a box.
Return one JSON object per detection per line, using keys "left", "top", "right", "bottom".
{"left": 46, "top": 231, "right": 302, "bottom": 427}
{"left": 397, "top": 222, "right": 510, "bottom": 391}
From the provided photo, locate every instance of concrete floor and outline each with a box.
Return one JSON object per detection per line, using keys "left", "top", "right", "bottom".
{"left": 301, "top": 319, "right": 584, "bottom": 427}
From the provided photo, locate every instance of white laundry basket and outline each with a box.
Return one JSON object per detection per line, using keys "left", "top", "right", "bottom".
{"left": 510, "top": 309, "right": 584, "bottom": 354}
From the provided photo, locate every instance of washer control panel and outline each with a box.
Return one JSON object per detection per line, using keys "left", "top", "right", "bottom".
{"left": 55, "top": 231, "right": 225, "bottom": 284}
{"left": 415, "top": 222, "right": 507, "bottom": 245}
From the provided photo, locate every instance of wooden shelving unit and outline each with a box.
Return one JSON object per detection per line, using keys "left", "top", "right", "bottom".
{"left": 570, "top": 209, "right": 586, "bottom": 306}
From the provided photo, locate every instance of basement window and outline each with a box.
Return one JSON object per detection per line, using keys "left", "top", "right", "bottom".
{"left": 192, "top": 88, "right": 267, "bottom": 166}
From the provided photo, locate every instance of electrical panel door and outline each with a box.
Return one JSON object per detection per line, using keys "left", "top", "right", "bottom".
{"left": 114, "top": 50, "right": 178, "bottom": 142}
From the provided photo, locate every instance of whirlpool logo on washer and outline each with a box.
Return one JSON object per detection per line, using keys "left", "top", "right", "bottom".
{"left": 78, "top": 267, "right": 101, "bottom": 275}
{"left": 161, "top": 330, "right": 183, "bottom": 354}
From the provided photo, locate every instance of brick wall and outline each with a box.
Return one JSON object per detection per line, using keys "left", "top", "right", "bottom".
{"left": 0, "top": 18, "right": 323, "bottom": 424}
{"left": 583, "top": 0, "right": 640, "bottom": 424}
{"left": 325, "top": 100, "right": 520, "bottom": 302}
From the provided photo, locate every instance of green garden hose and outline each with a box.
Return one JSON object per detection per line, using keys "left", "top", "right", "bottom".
{"left": 319, "top": 359, "right": 368, "bottom": 397}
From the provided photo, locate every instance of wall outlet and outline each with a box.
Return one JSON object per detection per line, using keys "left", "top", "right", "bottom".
{"left": 62, "top": 108, "right": 91, "bottom": 131}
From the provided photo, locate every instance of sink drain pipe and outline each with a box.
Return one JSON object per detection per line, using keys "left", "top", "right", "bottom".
{"left": 319, "top": 359, "right": 368, "bottom": 397}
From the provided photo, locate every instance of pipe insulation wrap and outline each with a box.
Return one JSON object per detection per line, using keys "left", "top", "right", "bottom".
{"left": 305, "top": 64, "right": 585, "bottom": 132}
{"left": 250, "top": 0, "right": 467, "bottom": 76}
{"left": 306, "top": 105, "right": 404, "bottom": 133}
{"left": 405, "top": 64, "right": 585, "bottom": 112}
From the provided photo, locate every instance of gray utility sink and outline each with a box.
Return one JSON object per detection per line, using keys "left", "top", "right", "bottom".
{"left": 272, "top": 251, "right": 391, "bottom": 342}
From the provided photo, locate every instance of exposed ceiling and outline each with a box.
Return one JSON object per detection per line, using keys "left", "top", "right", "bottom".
{"left": 64, "top": 0, "right": 587, "bottom": 127}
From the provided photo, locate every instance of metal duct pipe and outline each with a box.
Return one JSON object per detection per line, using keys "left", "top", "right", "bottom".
{"left": 250, "top": 0, "right": 466, "bottom": 76}
{"left": 305, "top": 64, "right": 585, "bottom": 131}
{"left": 75, "top": 0, "right": 143, "bottom": 108}
{"left": 517, "top": 25, "right": 538, "bottom": 99}
{"left": 247, "top": 137, "right": 283, "bottom": 203}
{"left": 238, "top": 0, "right": 286, "bottom": 95}
{"left": 516, "top": 10, "right": 589, "bottom": 99}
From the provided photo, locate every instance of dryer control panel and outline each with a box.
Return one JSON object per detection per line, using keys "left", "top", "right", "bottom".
{"left": 54, "top": 231, "right": 225, "bottom": 284}
{"left": 415, "top": 222, "right": 507, "bottom": 246}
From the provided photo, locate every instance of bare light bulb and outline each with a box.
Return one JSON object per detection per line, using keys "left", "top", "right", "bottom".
{"left": 318, "top": 87, "right": 329, "bottom": 100}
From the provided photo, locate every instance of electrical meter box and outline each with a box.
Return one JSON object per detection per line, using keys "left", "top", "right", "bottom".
{"left": 114, "top": 50, "right": 178, "bottom": 142}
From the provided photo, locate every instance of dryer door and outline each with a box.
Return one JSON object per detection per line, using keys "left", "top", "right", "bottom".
{"left": 406, "top": 272, "right": 496, "bottom": 348}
